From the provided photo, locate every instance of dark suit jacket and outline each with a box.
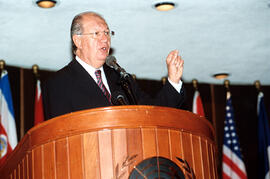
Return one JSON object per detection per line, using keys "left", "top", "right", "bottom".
{"left": 42, "top": 60, "right": 185, "bottom": 120}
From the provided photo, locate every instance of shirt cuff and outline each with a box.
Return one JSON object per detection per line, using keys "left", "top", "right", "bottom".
{"left": 168, "top": 78, "right": 183, "bottom": 93}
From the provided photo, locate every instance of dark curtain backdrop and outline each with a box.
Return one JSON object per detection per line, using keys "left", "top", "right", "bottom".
{"left": 5, "top": 65, "right": 270, "bottom": 179}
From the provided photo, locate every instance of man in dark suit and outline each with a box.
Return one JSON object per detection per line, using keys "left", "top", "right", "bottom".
{"left": 42, "top": 11, "right": 185, "bottom": 120}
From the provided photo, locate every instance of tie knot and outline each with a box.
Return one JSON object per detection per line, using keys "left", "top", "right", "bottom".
{"left": 95, "top": 70, "right": 101, "bottom": 79}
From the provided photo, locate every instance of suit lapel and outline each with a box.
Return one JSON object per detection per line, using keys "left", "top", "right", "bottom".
{"left": 68, "top": 60, "right": 111, "bottom": 106}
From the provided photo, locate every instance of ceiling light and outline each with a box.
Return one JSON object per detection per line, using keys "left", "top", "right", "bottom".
{"left": 36, "top": 0, "right": 57, "bottom": 8}
{"left": 155, "top": 2, "right": 175, "bottom": 11}
{"left": 212, "top": 73, "right": 230, "bottom": 80}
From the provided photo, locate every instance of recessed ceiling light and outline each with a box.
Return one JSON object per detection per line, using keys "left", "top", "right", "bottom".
{"left": 212, "top": 73, "right": 230, "bottom": 80}
{"left": 36, "top": 0, "right": 57, "bottom": 8}
{"left": 155, "top": 2, "right": 175, "bottom": 11}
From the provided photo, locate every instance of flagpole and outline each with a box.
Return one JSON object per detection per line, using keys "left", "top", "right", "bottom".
{"left": 254, "top": 80, "right": 261, "bottom": 92}
{"left": 32, "top": 65, "right": 39, "bottom": 123}
{"left": 19, "top": 68, "right": 25, "bottom": 139}
{"left": 224, "top": 80, "right": 230, "bottom": 93}
{"left": 192, "top": 79, "right": 198, "bottom": 90}
{"left": 33, "top": 64, "right": 45, "bottom": 125}
{"left": 32, "top": 64, "right": 39, "bottom": 79}
{"left": 222, "top": 80, "right": 231, "bottom": 178}
{"left": 0, "top": 60, "right": 4, "bottom": 76}
{"left": 161, "top": 76, "right": 167, "bottom": 85}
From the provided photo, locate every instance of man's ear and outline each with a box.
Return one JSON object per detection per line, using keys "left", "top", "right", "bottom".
{"left": 72, "top": 35, "right": 82, "bottom": 49}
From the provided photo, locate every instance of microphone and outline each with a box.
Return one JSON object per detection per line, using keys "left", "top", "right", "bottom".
{"left": 106, "top": 56, "right": 138, "bottom": 105}
{"left": 112, "top": 91, "right": 128, "bottom": 105}
{"left": 106, "top": 55, "right": 129, "bottom": 79}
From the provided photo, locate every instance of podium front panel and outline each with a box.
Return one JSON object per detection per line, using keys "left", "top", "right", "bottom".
{"left": 0, "top": 106, "right": 217, "bottom": 179}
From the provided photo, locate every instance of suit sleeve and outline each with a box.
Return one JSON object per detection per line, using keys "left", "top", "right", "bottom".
{"left": 42, "top": 76, "right": 73, "bottom": 120}
{"left": 128, "top": 77, "right": 185, "bottom": 108}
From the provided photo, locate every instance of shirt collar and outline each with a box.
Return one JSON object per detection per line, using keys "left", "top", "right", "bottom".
{"left": 75, "top": 56, "right": 105, "bottom": 77}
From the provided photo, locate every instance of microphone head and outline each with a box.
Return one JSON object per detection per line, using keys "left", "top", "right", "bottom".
{"left": 111, "top": 90, "right": 128, "bottom": 105}
{"left": 105, "top": 55, "right": 117, "bottom": 68}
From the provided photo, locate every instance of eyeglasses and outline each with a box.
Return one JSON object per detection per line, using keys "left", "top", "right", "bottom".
{"left": 80, "top": 30, "right": 115, "bottom": 39}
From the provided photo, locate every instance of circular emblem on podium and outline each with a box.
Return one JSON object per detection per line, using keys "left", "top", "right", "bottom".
{"left": 129, "top": 156, "right": 185, "bottom": 179}
{"left": 0, "top": 134, "right": 8, "bottom": 157}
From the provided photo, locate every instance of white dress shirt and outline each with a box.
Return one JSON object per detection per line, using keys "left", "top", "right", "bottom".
{"left": 76, "top": 56, "right": 111, "bottom": 94}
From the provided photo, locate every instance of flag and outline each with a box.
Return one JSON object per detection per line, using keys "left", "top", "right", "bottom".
{"left": 192, "top": 90, "right": 205, "bottom": 116}
{"left": 222, "top": 92, "right": 247, "bottom": 179}
{"left": 257, "top": 92, "right": 270, "bottom": 179}
{"left": 0, "top": 70, "right": 18, "bottom": 165}
{"left": 34, "top": 79, "right": 44, "bottom": 125}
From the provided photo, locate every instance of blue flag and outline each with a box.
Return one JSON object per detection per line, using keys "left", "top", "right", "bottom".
{"left": 258, "top": 92, "right": 270, "bottom": 179}
{"left": 0, "top": 70, "right": 18, "bottom": 165}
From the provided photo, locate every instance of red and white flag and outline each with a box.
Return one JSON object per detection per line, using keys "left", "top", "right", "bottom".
{"left": 192, "top": 90, "right": 205, "bottom": 117}
{"left": 0, "top": 70, "right": 18, "bottom": 165}
{"left": 34, "top": 79, "right": 44, "bottom": 125}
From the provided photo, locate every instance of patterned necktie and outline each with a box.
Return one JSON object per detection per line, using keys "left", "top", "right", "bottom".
{"left": 95, "top": 70, "right": 112, "bottom": 104}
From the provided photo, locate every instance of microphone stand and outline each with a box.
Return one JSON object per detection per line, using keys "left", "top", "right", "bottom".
{"left": 119, "top": 75, "right": 138, "bottom": 105}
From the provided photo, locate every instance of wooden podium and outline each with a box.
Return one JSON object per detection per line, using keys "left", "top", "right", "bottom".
{"left": 0, "top": 106, "right": 217, "bottom": 178}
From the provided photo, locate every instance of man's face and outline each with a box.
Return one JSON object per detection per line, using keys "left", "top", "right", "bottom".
{"left": 76, "top": 15, "right": 111, "bottom": 68}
